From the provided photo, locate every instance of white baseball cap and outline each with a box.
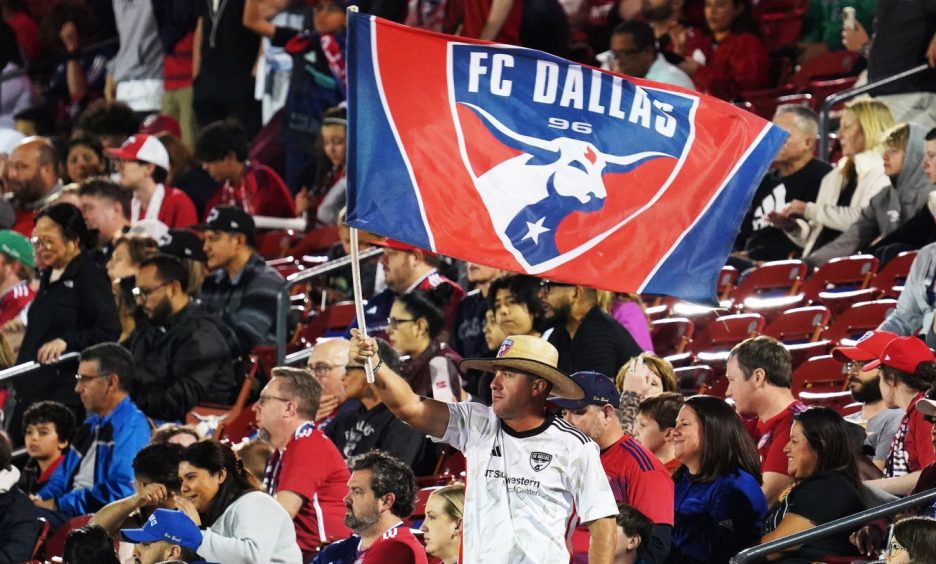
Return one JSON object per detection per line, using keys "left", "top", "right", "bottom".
{"left": 104, "top": 134, "right": 170, "bottom": 170}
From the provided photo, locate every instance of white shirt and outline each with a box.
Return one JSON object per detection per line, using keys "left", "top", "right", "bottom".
{"left": 434, "top": 402, "right": 617, "bottom": 563}
{"left": 645, "top": 53, "right": 696, "bottom": 91}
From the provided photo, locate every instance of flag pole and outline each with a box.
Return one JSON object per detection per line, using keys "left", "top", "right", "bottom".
{"left": 349, "top": 227, "right": 375, "bottom": 383}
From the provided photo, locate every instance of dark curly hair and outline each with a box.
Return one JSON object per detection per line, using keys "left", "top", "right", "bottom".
{"left": 22, "top": 400, "right": 77, "bottom": 446}
{"left": 487, "top": 274, "right": 549, "bottom": 334}
{"left": 348, "top": 450, "right": 417, "bottom": 519}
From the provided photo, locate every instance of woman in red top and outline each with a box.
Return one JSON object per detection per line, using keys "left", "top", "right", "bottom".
{"left": 677, "top": 0, "right": 769, "bottom": 100}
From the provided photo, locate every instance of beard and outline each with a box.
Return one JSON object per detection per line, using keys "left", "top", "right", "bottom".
{"left": 147, "top": 296, "right": 175, "bottom": 325}
{"left": 344, "top": 503, "right": 381, "bottom": 532}
{"left": 850, "top": 375, "right": 883, "bottom": 404}
{"left": 549, "top": 302, "right": 572, "bottom": 328}
{"left": 9, "top": 172, "right": 45, "bottom": 204}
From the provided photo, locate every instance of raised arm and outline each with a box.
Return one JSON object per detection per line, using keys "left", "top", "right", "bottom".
{"left": 350, "top": 329, "right": 450, "bottom": 438}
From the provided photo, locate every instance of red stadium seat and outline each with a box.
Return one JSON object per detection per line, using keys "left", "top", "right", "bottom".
{"left": 816, "top": 288, "right": 884, "bottom": 317}
{"left": 785, "top": 340, "right": 833, "bottom": 370}
{"left": 291, "top": 301, "right": 358, "bottom": 348}
{"left": 802, "top": 255, "right": 879, "bottom": 301}
{"left": 668, "top": 302, "right": 726, "bottom": 333}
{"left": 650, "top": 317, "right": 695, "bottom": 357}
{"left": 789, "top": 51, "right": 861, "bottom": 90}
{"left": 758, "top": 10, "right": 807, "bottom": 52}
{"left": 822, "top": 300, "right": 898, "bottom": 344}
{"left": 762, "top": 305, "right": 830, "bottom": 343}
{"left": 717, "top": 266, "right": 739, "bottom": 301}
{"left": 871, "top": 250, "right": 917, "bottom": 298}
{"left": 405, "top": 486, "right": 443, "bottom": 528}
{"left": 808, "top": 76, "right": 860, "bottom": 109}
{"left": 689, "top": 314, "right": 765, "bottom": 355}
{"left": 186, "top": 359, "right": 259, "bottom": 441}
{"left": 791, "top": 354, "right": 848, "bottom": 397}
{"left": 417, "top": 445, "right": 467, "bottom": 487}
{"left": 729, "top": 260, "right": 807, "bottom": 307}
{"left": 41, "top": 515, "right": 92, "bottom": 559}
{"left": 674, "top": 365, "right": 714, "bottom": 395}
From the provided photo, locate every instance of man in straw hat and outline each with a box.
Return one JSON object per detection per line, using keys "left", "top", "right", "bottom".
{"left": 349, "top": 329, "right": 618, "bottom": 563}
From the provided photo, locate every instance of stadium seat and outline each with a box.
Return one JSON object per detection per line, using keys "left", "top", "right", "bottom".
{"left": 816, "top": 288, "right": 884, "bottom": 316}
{"left": 674, "top": 365, "right": 714, "bottom": 395}
{"left": 785, "top": 340, "right": 833, "bottom": 370}
{"left": 807, "top": 76, "right": 860, "bottom": 110}
{"left": 186, "top": 358, "right": 259, "bottom": 441}
{"left": 32, "top": 517, "right": 49, "bottom": 560}
{"left": 405, "top": 486, "right": 443, "bottom": 528}
{"left": 791, "top": 354, "right": 848, "bottom": 397}
{"left": 758, "top": 10, "right": 807, "bottom": 52}
{"left": 41, "top": 515, "right": 92, "bottom": 559}
{"left": 668, "top": 302, "right": 726, "bottom": 332}
{"left": 417, "top": 445, "right": 467, "bottom": 487}
{"left": 650, "top": 317, "right": 695, "bottom": 357}
{"left": 689, "top": 314, "right": 765, "bottom": 354}
{"left": 789, "top": 51, "right": 861, "bottom": 90}
{"left": 802, "top": 255, "right": 879, "bottom": 302}
{"left": 717, "top": 265, "right": 739, "bottom": 301}
{"left": 728, "top": 260, "right": 807, "bottom": 307}
{"left": 762, "top": 305, "right": 830, "bottom": 343}
{"left": 871, "top": 250, "right": 917, "bottom": 298}
{"left": 291, "top": 301, "right": 358, "bottom": 348}
{"left": 822, "top": 299, "right": 898, "bottom": 344}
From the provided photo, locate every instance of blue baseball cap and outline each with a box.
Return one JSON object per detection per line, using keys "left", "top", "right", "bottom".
{"left": 120, "top": 508, "right": 203, "bottom": 550}
{"left": 550, "top": 371, "right": 619, "bottom": 410}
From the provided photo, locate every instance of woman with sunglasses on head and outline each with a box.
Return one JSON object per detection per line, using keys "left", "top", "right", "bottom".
{"left": 173, "top": 440, "right": 302, "bottom": 564}
{"left": 9, "top": 203, "right": 120, "bottom": 441}
{"left": 388, "top": 290, "right": 465, "bottom": 403}
{"left": 759, "top": 407, "right": 875, "bottom": 562}
{"left": 666, "top": 395, "right": 767, "bottom": 564}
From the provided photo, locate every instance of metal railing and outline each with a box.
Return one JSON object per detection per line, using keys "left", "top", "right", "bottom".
{"left": 818, "top": 64, "right": 932, "bottom": 158}
{"left": 731, "top": 486, "right": 936, "bottom": 563}
{"left": 274, "top": 246, "right": 384, "bottom": 365}
{"left": 0, "top": 352, "right": 80, "bottom": 385}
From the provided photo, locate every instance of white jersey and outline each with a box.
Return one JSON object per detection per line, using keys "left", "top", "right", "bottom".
{"left": 434, "top": 402, "right": 617, "bottom": 563}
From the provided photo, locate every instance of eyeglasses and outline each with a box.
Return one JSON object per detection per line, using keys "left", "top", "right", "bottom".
{"left": 540, "top": 280, "right": 574, "bottom": 293}
{"left": 387, "top": 316, "right": 416, "bottom": 329}
{"left": 845, "top": 360, "right": 869, "bottom": 373}
{"left": 310, "top": 362, "right": 341, "bottom": 376}
{"left": 30, "top": 236, "right": 56, "bottom": 250}
{"left": 888, "top": 537, "right": 906, "bottom": 556}
{"left": 257, "top": 394, "right": 291, "bottom": 406}
{"left": 132, "top": 281, "right": 171, "bottom": 301}
{"left": 74, "top": 372, "right": 107, "bottom": 384}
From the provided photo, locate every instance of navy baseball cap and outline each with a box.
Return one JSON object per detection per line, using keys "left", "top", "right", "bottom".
{"left": 120, "top": 508, "right": 202, "bottom": 550}
{"left": 550, "top": 371, "right": 619, "bottom": 410}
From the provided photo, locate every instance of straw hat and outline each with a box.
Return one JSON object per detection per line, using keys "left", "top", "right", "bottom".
{"left": 460, "top": 335, "right": 584, "bottom": 400}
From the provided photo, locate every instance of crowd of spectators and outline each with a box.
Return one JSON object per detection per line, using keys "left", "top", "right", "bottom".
{"left": 0, "top": 0, "right": 936, "bottom": 561}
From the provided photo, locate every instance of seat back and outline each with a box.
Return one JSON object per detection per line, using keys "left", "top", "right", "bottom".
{"left": 729, "top": 260, "right": 807, "bottom": 305}
{"left": 689, "top": 314, "right": 765, "bottom": 354}
{"left": 717, "top": 266, "right": 739, "bottom": 301}
{"left": 790, "top": 51, "right": 861, "bottom": 89}
{"left": 871, "top": 251, "right": 918, "bottom": 298}
{"left": 404, "top": 486, "right": 444, "bottom": 528}
{"left": 762, "top": 306, "right": 830, "bottom": 343}
{"left": 291, "top": 301, "right": 358, "bottom": 347}
{"left": 650, "top": 317, "right": 695, "bottom": 357}
{"left": 822, "top": 300, "right": 898, "bottom": 344}
{"left": 801, "top": 255, "right": 879, "bottom": 302}
{"left": 674, "top": 365, "right": 714, "bottom": 395}
{"left": 186, "top": 358, "right": 259, "bottom": 440}
{"left": 792, "top": 354, "right": 848, "bottom": 396}
{"left": 41, "top": 515, "right": 92, "bottom": 559}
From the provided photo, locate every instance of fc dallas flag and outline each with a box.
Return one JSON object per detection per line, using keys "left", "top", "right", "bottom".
{"left": 345, "top": 13, "right": 787, "bottom": 304}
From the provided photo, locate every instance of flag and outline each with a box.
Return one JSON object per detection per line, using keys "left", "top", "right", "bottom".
{"left": 345, "top": 13, "right": 788, "bottom": 304}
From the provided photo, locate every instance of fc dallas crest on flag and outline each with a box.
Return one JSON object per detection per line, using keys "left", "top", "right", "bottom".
{"left": 345, "top": 13, "right": 787, "bottom": 303}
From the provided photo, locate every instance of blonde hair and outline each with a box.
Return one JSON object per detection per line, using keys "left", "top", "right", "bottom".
{"left": 615, "top": 353, "right": 678, "bottom": 394}
{"left": 429, "top": 483, "right": 465, "bottom": 522}
{"left": 881, "top": 122, "right": 910, "bottom": 152}
{"left": 841, "top": 100, "right": 894, "bottom": 181}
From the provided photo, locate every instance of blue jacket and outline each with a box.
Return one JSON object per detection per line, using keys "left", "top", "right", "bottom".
{"left": 39, "top": 396, "right": 151, "bottom": 516}
{"left": 668, "top": 468, "right": 768, "bottom": 564}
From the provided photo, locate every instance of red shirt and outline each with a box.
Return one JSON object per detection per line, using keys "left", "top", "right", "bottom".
{"left": 901, "top": 392, "right": 936, "bottom": 473}
{"left": 571, "top": 434, "right": 675, "bottom": 558}
{"left": 264, "top": 421, "right": 351, "bottom": 551}
{"left": 0, "top": 281, "right": 34, "bottom": 327}
{"left": 164, "top": 32, "right": 194, "bottom": 91}
{"left": 357, "top": 525, "right": 428, "bottom": 564}
{"left": 744, "top": 401, "right": 806, "bottom": 476}
{"left": 459, "top": 0, "right": 524, "bottom": 45}
{"left": 684, "top": 31, "right": 770, "bottom": 100}
{"left": 12, "top": 208, "right": 34, "bottom": 238}
{"left": 205, "top": 162, "right": 296, "bottom": 219}
{"left": 664, "top": 457, "right": 682, "bottom": 475}
{"left": 138, "top": 186, "right": 199, "bottom": 228}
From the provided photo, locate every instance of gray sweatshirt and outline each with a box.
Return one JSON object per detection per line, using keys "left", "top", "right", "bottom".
{"left": 806, "top": 123, "right": 933, "bottom": 268}
{"left": 197, "top": 490, "right": 302, "bottom": 564}
{"left": 879, "top": 241, "right": 936, "bottom": 348}
{"left": 111, "top": 0, "right": 164, "bottom": 82}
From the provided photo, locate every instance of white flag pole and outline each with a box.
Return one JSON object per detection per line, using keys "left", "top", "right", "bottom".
{"left": 349, "top": 227, "right": 376, "bottom": 383}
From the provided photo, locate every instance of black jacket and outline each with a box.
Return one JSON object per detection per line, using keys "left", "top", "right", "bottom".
{"left": 126, "top": 303, "right": 238, "bottom": 422}
{"left": 548, "top": 306, "right": 642, "bottom": 380}
{"left": 0, "top": 480, "right": 39, "bottom": 564}
{"left": 12, "top": 252, "right": 120, "bottom": 431}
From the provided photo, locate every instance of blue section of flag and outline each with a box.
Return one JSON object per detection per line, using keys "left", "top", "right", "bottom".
{"left": 642, "top": 126, "right": 787, "bottom": 303}
{"left": 345, "top": 15, "right": 433, "bottom": 249}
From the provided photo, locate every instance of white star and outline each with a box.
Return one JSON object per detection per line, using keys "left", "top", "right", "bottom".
{"left": 521, "top": 217, "right": 550, "bottom": 245}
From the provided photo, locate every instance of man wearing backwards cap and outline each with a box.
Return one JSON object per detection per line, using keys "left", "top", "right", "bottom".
{"left": 349, "top": 330, "right": 618, "bottom": 563}
{"left": 554, "top": 371, "right": 674, "bottom": 564}
{"left": 106, "top": 134, "right": 198, "bottom": 229}
{"left": 833, "top": 331, "right": 903, "bottom": 470}
{"left": 0, "top": 230, "right": 35, "bottom": 327}
{"left": 198, "top": 205, "right": 285, "bottom": 355}
{"left": 861, "top": 336, "right": 936, "bottom": 478}
{"left": 120, "top": 508, "right": 207, "bottom": 564}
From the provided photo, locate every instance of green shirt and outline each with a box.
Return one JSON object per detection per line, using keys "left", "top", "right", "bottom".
{"left": 802, "top": 0, "right": 876, "bottom": 51}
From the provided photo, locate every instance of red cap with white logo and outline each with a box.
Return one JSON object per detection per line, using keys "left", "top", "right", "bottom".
{"left": 862, "top": 336, "right": 935, "bottom": 374}
{"left": 105, "top": 134, "right": 170, "bottom": 170}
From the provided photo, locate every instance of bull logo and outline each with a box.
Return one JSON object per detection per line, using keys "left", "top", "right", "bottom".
{"left": 449, "top": 44, "right": 696, "bottom": 273}
{"left": 530, "top": 451, "right": 553, "bottom": 471}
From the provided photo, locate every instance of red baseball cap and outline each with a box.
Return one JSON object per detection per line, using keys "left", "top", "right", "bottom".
{"left": 105, "top": 134, "right": 170, "bottom": 170}
{"left": 832, "top": 330, "right": 898, "bottom": 362}
{"left": 139, "top": 114, "right": 182, "bottom": 138}
{"left": 862, "top": 336, "right": 936, "bottom": 373}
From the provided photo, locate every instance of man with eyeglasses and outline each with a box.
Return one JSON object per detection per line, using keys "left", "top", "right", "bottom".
{"left": 325, "top": 338, "right": 425, "bottom": 466}
{"left": 833, "top": 331, "right": 903, "bottom": 471}
{"left": 31, "top": 342, "right": 150, "bottom": 529}
{"left": 598, "top": 20, "right": 694, "bottom": 91}
{"left": 306, "top": 338, "right": 351, "bottom": 433}
{"left": 125, "top": 254, "right": 237, "bottom": 422}
{"left": 254, "top": 366, "right": 351, "bottom": 561}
